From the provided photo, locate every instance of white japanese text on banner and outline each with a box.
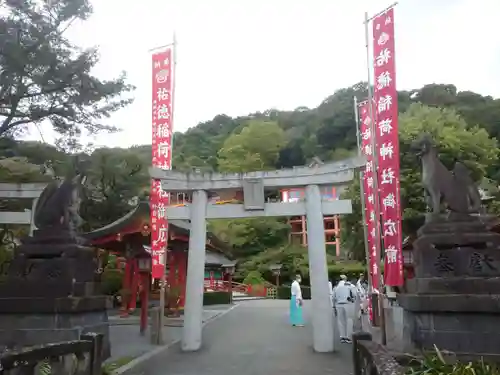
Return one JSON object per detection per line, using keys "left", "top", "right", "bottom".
{"left": 359, "top": 100, "right": 381, "bottom": 295}
{"left": 372, "top": 8, "right": 403, "bottom": 286}
{"left": 151, "top": 48, "right": 173, "bottom": 279}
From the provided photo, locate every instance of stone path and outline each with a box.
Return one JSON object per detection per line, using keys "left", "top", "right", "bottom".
{"left": 132, "top": 299, "right": 353, "bottom": 375}
{"left": 107, "top": 305, "right": 231, "bottom": 363}
{"left": 108, "top": 324, "right": 182, "bottom": 363}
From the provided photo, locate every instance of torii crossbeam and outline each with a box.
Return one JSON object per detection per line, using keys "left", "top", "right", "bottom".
{"left": 149, "top": 156, "right": 365, "bottom": 353}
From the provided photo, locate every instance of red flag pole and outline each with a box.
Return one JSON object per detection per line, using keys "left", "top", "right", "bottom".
{"left": 364, "top": 2, "right": 400, "bottom": 344}
{"left": 365, "top": 2, "right": 398, "bottom": 23}
{"left": 364, "top": 12, "right": 383, "bottom": 329}
{"left": 363, "top": 11, "right": 382, "bottom": 287}
{"left": 151, "top": 32, "right": 177, "bottom": 345}
{"left": 354, "top": 96, "right": 371, "bottom": 274}
{"left": 354, "top": 96, "right": 372, "bottom": 331}
{"left": 158, "top": 31, "right": 178, "bottom": 343}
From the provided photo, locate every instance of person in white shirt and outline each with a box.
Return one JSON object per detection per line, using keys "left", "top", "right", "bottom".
{"left": 290, "top": 274, "right": 304, "bottom": 327}
{"left": 356, "top": 274, "right": 366, "bottom": 297}
{"left": 333, "top": 275, "right": 354, "bottom": 343}
{"left": 356, "top": 273, "right": 367, "bottom": 312}
{"left": 328, "top": 280, "right": 334, "bottom": 308}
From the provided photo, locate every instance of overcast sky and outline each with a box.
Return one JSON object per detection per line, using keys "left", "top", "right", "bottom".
{"left": 24, "top": 0, "right": 500, "bottom": 148}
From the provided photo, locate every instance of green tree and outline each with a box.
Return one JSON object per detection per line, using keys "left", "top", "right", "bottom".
{"left": 210, "top": 120, "right": 289, "bottom": 265}
{"left": 339, "top": 176, "right": 366, "bottom": 262}
{"left": 0, "top": 157, "right": 50, "bottom": 183}
{"left": 217, "top": 120, "right": 286, "bottom": 172}
{"left": 172, "top": 114, "right": 240, "bottom": 172}
{"left": 342, "top": 103, "right": 499, "bottom": 261}
{"left": 208, "top": 218, "right": 290, "bottom": 259}
{"left": 11, "top": 141, "right": 72, "bottom": 176}
{"left": 0, "top": 0, "right": 134, "bottom": 137}
{"left": 242, "top": 270, "right": 266, "bottom": 285}
{"left": 399, "top": 103, "right": 498, "bottom": 217}
{"left": 80, "top": 148, "right": 149, "bottom": 230}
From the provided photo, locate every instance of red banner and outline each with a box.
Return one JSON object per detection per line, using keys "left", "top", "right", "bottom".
{"left": 372, "top": 8, "right": 403, "bottom": 286}
{"left": 151, "top": 48, "right": 174, "bottom": 279}
{"left": 359, "top": 101, "right": 381, "bottom": 295}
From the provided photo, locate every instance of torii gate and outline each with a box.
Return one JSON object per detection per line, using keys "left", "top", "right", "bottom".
{"left": 0, "top": 183, "right": 46, "bottom": 234}
{"left": 150, "top": 156, "right": 365, "bottom": 353}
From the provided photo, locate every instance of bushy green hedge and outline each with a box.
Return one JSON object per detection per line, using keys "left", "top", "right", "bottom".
{"left": 243, "top": 270, "right": 266, "bottom": 285}
{"left": 100, "top": 268, "right": 123, "bottom": 296}
{"left": 203, "top": 291, "right": 231, "bottom": 305}
{"left": 277, "top": 286, "right": 311, "bottom": 300}
{"left": 328, "top": 263, "right": 366, "bottom": 282}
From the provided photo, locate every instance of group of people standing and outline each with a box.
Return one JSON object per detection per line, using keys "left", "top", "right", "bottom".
{"left": 290, "top": 273, "right": 367, "bottom": 344}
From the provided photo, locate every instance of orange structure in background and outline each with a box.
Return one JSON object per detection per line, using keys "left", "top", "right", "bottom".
{"left": 281, "top": 186, "right": 341, "bottom": 256}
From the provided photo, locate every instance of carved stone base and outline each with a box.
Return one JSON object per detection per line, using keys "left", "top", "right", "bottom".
{"left": 399, "top": 216, "right": 500, "bottom": 359}
{"left": 0, "top": 296, "right": 111, "bottom": 359}
{"left": 406, "top": 277, "right": 500, "bottom": 294}
{"left": 0, "top": 241, "right": 99, "bottom": 298}
{"left": 398, "top": 294, "right": 500, "bottom": 358}
{"left": 413, "top": 219, "right": 500, "bottom": 279}
{"left": 0, "top": 230, "right": 110, "bottom": 359}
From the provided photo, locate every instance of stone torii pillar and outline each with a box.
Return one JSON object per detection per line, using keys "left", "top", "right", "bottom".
{"left": 150, "top": 156, "right": 365, "bottom": 352}
{"left": 183, "top": 189, "right": 208, "bottom": 350}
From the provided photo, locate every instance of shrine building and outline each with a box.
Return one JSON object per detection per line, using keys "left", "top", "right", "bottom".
{"left": 83, "top": 201, "right": 232, "bottom": 312}
{"left": 280, "top": 158, "right": 344, "bottom": 256}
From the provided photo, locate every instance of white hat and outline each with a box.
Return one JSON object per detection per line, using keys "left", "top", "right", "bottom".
{"left": 340, "top": 274, "right": 347, "bottom": 280}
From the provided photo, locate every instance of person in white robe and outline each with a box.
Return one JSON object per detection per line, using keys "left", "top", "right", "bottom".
{"left": 290, "top": 274, "right": 304, "bottom": 326}
{"left": 356, "top": 273, "right": 367, "bottom": 315}
{"left": 328, "top": 280, "right": 334, "bottom": 308}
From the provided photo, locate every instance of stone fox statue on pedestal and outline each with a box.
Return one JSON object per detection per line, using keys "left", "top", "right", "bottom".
{"left": 411, "top": 134, "right": 481, "bottom": 214}
{"left": 34, "top": 173, "right": 87, "bottom": 234}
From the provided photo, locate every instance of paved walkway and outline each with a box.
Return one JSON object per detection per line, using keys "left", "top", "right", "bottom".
{"left": 108, "top": 305, "right": 231, "bottom": 362}
{"left": 136, "top": 299, "right": 353, "bottom": 375}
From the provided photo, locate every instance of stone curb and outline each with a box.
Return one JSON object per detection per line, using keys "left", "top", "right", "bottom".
{"left": 109, "top": 310, "right": 227, "bottom": 327}
{"left": 109, "top": 317, "right": 183, "bottom": 327}
{"left": 111, "top": 304, "right": 239, "bottom": 375}
{"left": 234, "top": 296, "right": 268, "bottom": 300}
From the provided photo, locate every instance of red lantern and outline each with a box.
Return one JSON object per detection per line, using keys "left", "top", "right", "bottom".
{"left": 141, "top": 223, "right": 151, "bottom": 236}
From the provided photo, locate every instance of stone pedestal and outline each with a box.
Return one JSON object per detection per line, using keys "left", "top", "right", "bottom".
{"left": 398, "top": 217, "right": 500, "bottom": 360}
{"left": 0, "top": 229, "right": 111, "bottom": 358}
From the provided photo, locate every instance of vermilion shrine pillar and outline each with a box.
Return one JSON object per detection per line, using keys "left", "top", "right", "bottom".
{"left": 167, "top": 251, "right": 187, "bottom": 309}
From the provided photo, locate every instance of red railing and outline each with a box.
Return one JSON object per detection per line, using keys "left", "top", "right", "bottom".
{"left": 229, "top": 281, "right": 251, "bottom": 294}
{"left": 203, "top": 281, "right": 275, "bottom": 298}
{"left": 204, "top": 281, "right": 248, "bottom": 293}
{"left": 246, "top": 284, "right": 268, "bottom": 297}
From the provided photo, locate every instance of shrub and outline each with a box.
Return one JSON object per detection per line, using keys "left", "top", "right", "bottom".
{"left": 203, "top": 291, "right": 231, "bottom": 305}
{"left": 101, "top": 268, "right": 123, "bottom": 296}
{"left": 243, "top": 270, "right": 266, "bottom": 285}
{"left": 328, "top": 263, "right": 366, "bottom": 282}
{"left": 408, "top": 346, "right": 500, "bottom": 375}
{"left": 247, "top": 284, "right": 267, "bottom": 297}
{"left": 276, "top": 286, "right": 311, "bottom": 300}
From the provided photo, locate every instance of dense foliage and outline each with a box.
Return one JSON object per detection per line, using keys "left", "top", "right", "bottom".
{"left": 171, "top": 82, "right": 500, "bottom": 266}
{"left": 342, "top": 103, "right": 499, "bottom": 260}
{"left": 3, "top": 80, "right": 500, "bottom": 281}
{"left": 408, "top": 346, "right": 500, "bottom": 375}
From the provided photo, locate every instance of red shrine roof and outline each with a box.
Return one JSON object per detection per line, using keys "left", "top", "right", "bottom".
{"left": 82, "top": 201, "right": 231, "bottom": 256}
